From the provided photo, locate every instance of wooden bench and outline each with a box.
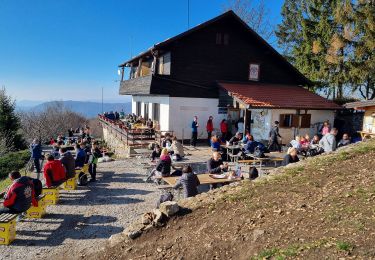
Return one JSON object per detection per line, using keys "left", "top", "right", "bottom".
{"left": 26, "top": 194, "right": 47, "bottom": 219}
{"left": 238, "top": 159, "right": 261, "bottom": 164}
{"left": 42, "top": 186, "right": 59, "bottom": 205}
{"left": 0, "top": 213, "right": 17, "bottom": 245}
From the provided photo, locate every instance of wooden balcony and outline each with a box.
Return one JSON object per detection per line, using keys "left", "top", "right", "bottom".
{"left": 119, "top": 75, "right": 152, "bottom": 95}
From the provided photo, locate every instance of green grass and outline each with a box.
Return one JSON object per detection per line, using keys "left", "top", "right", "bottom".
{"left": 0, "top": 149, "right": 30, "bottom": 192}
{"left": 336, "top": 241, "right": 354, "bottom": 251}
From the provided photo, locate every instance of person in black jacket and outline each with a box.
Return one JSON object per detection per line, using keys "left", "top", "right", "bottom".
{"left": 173, "top": 166, "right": 200, "bottom": 198}
{"left": 59, "top": 147, "right": 76, "bottom": 179}
{"left": 282, "top": 147, "right": 300, "bottom": 166}
{"left": 207, "top": 152, "right": 228, "bottom": 189}
{"left": 228, "top": 132, "right": 242, "bottom": 145}
{"left": 268, "top": 121, "right": 282, "bottom": 152}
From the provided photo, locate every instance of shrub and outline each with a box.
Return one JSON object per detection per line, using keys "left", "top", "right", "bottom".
{"left": 0, "top": 150, "right": 30, "bottom": 179}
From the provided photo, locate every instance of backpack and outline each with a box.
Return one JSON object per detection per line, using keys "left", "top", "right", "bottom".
{"left": 249, "top": 167, "right": 259, "bottom": 180}
{"left": 31, "top": 178, "right": 43, "bottom": 197}
{"left": 156, "top": 192, "right": 174, "bottom": 208}
{"left": 77, "top": 172, "right": 88, "bottom": 186}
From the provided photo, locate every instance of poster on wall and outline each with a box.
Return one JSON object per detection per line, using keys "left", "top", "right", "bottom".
{"left": 249, "top": 63, "right": 260, "bottom": 81}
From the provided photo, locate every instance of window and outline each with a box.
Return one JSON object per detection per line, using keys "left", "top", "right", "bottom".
{"left": 158, "top": 52, "right": 171, "bottom": 75}
{"left": 223, "top": 33, "right": 229, "bottom": 45}
{"left": 279, "top": 114, "right": 311, "bottom": 128}
{"left": 152, "top": 103, "right": 160, "bottom": 122}
{"left": 216, "top": 33, "right": 222, "bottom": 44}
{"left": 144, "top": 103, "right": 149, "bottom": 120}
{"left": 136, "top": 102, "right": 141, "bottom": 116}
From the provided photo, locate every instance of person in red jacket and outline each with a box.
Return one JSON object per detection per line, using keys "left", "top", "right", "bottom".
{"left": 206, "top": 116, "right": 214, "bottom": 146}
{"left": 43, "top": 154, "right": 66, "bottom": 187}
{"left": 220, "top": 119, "right": 228, "bottom": 142}
{"left": 0, "top": 171, "right": 38, "bottom": 214}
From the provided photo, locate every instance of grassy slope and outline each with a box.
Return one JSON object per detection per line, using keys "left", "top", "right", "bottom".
{"left": 93, "top": 140, "right": 375, "bottom": 260}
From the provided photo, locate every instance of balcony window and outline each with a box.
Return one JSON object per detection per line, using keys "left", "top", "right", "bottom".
{"left": 158, "top": 52, "right": 171, "bottom": 75}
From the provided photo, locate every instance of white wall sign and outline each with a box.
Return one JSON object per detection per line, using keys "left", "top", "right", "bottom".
{"left": 249, "top": 63, "right": 260, "bottom": 81}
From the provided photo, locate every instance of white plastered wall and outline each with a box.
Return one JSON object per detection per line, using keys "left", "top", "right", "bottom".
{"left": 250, "top": 108, "right": 335, "bottom": 143}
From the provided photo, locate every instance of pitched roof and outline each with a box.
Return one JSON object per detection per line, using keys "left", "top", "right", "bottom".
{"left": 344, "top": 100, "right": 375, "bottom": 109}
{"left": 118, "top": 10, "right": 311, "bottom": 85}
{"left": 219, "top": 82, "right": 342, "bottom": 110}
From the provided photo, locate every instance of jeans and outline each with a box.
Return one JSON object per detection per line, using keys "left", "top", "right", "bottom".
{"left": 33, "top": 158, "right": 41, "bottom": 173}
{"left": 207, "top": 131, "right": 212, "bottom": 146}
{"left": 190, "top": 132, "right": 197, "bottom": 147}
{"left": 0, "top": 206, "right": 17, "bottom": 214}
{"left": 89, "top": 163, "right": 97, "bottom": 180}
{"left": 268, "top": 139, "right": 281, "bottom": 152}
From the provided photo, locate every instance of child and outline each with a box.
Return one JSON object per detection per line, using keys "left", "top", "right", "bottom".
{"left": 89, "top": 143, "right": 102, "bottom": 182}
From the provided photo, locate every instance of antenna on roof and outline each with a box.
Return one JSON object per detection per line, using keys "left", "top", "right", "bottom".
{"left": 187, "top": 0, "right": 190, "bottom": 29}
{"left": 130, "top": 36, "right": 133, "bottom": 58}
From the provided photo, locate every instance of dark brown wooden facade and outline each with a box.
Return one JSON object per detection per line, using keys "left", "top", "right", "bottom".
{"left": 119, "top": 11, "right": 310, "bottom": 99}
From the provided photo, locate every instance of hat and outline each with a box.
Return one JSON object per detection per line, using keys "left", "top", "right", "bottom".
{"left": 274, "top": 121, "right": 279, "bottom": 125}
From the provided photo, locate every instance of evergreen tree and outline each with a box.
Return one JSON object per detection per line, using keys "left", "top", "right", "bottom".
{"left": 276, "top": 0, "right": 374, "bottom": 100}
{"left": 0, "top": 87, "right": 24, "bottom": 153}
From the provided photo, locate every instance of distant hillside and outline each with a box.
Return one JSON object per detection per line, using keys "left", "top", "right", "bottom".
{"left": 18, "top": 101, "right": 131, "bottom": 118}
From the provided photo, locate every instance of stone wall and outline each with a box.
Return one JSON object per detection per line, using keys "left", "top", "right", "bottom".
{"left": 102, "top": 127, "right": 131, "bottom": 158}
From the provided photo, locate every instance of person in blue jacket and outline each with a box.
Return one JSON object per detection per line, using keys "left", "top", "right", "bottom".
{"left": 30, "top": 139, "right": 42, "bottom": 174}
{"left": 190, "top": 116, "right": 199, "bottom": 147}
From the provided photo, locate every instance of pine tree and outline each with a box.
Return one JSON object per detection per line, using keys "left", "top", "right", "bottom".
{"left": 349, "top": 0, "right": 375, "bottom": 100}
{"left": 0, "top": 87, "right": 24, "bottom": 153}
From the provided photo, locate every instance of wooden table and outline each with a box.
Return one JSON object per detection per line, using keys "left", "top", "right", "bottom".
{"left": 221, "top": 145, "right": 242, "bottom": 162}
{"left": 358, "top": 131, "right": 375, "bottom": 139}
{"left": 162, "top": 173, "right": 242, "bottom": 186}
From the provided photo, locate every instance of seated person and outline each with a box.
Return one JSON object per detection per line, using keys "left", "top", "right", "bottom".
{"left": 146, "top": 119, "right": 153, "bottom": 129}
{"left": 210, "top": 135, "right": 221, "bottom": 151}
{"left": 153, "top": 148, "right": 172, "bottom": 177}
{"left": 75, "top": 143, "right": 86, "bottom": 168}
{"left": 173, "top": 165, "right": 200, "bottom": 198}
{"left": 43, "top": 155, "right": 66, "bottom": 187}
{"left": 59, "top": 147, "right": 76, "bottom": 179}
{"left": 207, "top": 152, "right": 229, "bottom": 189}
{"left": 310, "top": 135, "right": 320, "bottom": 145}
{"left": 170, "top": 137, "right": 185, "bottom": 161}
{"left": 338, "top": 133, "right": 351, "bottom": 148}
{"left": 299, "top": 136, "right": 310, "bottom": 152}
{"left": 242, "top": 132, "right": 254, "bottom": 143}
{"left": 162, "top": 133, "right": 172, "bottom": 148}
{"left": 229, "top": 132, "right": 242, "bottom": 145}
{"left": 282, "top": 147, "right": 300, "bottom": 166}
{"left": 244, "top": 138, "right": 266, "bottom": 154}
{"left": 151, "top": 145, "right": 161, "bottom": 162}
{"left": 289, "top": 136, "right": 302, "bottom": 151}
{"left": 0, "top": 171, "right": 38, "bottom": 214}
{"left": 207, "top": 152, "right": 228, "bottom": 174}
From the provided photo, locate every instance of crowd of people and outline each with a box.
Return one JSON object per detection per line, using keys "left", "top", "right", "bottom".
{"left": 0, "top": 127, "right": 103, "bottom": 215}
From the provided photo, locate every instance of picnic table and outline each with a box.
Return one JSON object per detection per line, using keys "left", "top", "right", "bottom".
{"left": 221, "top": 144, "right": 243, "bottom": 162}
{"left": 161, "top": 173, "right": 242, "bottom": 186}
{"left": 358, "top": 131, "right": 375, "bottom": 139}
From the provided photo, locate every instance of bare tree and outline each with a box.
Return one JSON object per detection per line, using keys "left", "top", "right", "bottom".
{"left": 223, "top": 0, "right": 274, "bottom": 41}
{"left": 20, "top": 101, "right": 88, "bottom": 144}
{"left": 0, "top": 131, "right": 15, "bottom": 156}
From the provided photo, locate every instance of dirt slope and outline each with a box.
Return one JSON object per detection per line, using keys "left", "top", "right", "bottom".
{"left": 90, "top": 140, "right": 375, "bottom": 260}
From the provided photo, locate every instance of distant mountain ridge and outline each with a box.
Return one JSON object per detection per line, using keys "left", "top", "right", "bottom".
{"left": 17, "top": 100, "right": 131, "bottom": 118}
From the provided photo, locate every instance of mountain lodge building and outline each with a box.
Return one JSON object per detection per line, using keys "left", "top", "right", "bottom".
{"left": 118, "top": 10, "right": 341, "bottom": 143}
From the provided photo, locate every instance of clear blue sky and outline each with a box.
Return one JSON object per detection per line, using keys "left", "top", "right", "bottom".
{"left": 0, "top": 0, "right": 283, "bottom": 103}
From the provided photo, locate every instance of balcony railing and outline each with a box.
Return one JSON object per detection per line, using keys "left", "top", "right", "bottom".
{"left": 119, "top": 75, "right": 152, "bottom": 95}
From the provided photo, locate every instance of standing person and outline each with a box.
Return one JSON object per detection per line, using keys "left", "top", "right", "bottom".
{"left": 320, "top": 121, "right": 331, "bottom": 136}
{"left": 220, "top": 119, "right": 228, "bottom": 141}
{"left": 68, "top": 128, "right": 74, "bottom": 137}
{"left": 319, "top": 128, "right": 338, "bottom": 152}
{"left": 89, "top": 143, "right": 102, "bottom": 182}
{"left": 237, "top": 117, "right": 245, "bottom": 135}
{"left": 30, "top": 139, "right": 42, "bottom": 176}
{"left": 190, "top": 116, "right": 199, "bottom": 147}
{"left": 268, "top": 121, "right": 282, "bottom": 152}
{"left": 173, "top": 166, "right": 200, "bottom": 198}
{"left": 206, "top": 116, "right": 214, "bottom": 146}
{"left": 0, "top": 171, "right": 38, "bottom": 214}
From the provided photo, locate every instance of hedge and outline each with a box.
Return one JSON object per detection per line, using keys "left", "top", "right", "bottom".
{"left": 0, "top": 150, "right": 30, "bottom": 180}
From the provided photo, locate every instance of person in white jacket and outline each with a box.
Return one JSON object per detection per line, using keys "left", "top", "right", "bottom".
{"left": 319, "top": 128, "right": 338, "bottom": 152}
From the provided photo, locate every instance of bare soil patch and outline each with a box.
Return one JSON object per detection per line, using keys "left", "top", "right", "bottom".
{"left": 91, "top": 140, "right": 375, "bottom": 260}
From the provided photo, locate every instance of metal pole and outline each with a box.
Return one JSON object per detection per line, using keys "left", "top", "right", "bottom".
{"left": 101, "top": 87, "right": 104, "bottom": 114}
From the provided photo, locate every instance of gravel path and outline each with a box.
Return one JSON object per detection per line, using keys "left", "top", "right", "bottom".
{"left": 0, "top": 158, "right": 161, "bottom": 260}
